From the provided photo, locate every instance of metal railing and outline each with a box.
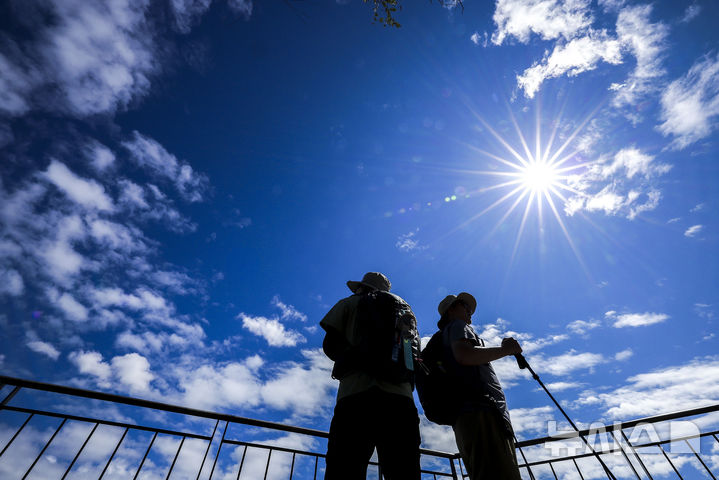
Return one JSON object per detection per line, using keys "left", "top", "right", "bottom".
{"left": 0, "top": 376, "right": 460, "bottom": 479}
{"left": 1, "top": 375, "right": 718, "bottom": 479}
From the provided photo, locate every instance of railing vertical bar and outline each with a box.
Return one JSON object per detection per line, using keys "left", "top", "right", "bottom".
{"left": 621, "top": 429, "right": 654, "bottom": 480}
{"left": 1, "top": 385, "right": 21, "bottom": 406}
{"left": 571, "top": 458, "right": 586, "bottom": 480}
{"left": 313, "top": 455, "right": 318, "bottom": 480}
{"left": 611, "top": 430, "right": 642, "bottom": 479}
{"left": 196, "top": 419, "right": 219, "bottom": 480}
{"left": 262, "top": 449, "right": 272, "bottom": 480}
{"left": 657, "top": 445, "right": 683, "bottom": 479}
{"left": 235, "top": 445, "right": 248, "bottom": 480}
{"left": 448, "top": 457, "right": 458, "bottom": 480}
{"left": 0, "top": 412, "right": 34, "bottom": 458}
{"left": 548, "top": 461, "right": 559, "bottom": 480}
{"left": 684, "top": 439, "right": 716, "bottom": 480}
{"left": 133, "top": 431, "right": 158, "bottom": 480}
{"left": 208, "top": 421, "right": 229, "bottom": 480}
{"left": 289, "top": 452, "right": 296, "bottom": 480}
{"left": 165, "top": 435, "right": 186, "bottom": 480}
{"left": 61, "top": 422, "right": 99, "bottom": 480}
{"left": 22, "top": 417, "right": 67, "bottom": 480}
{"left": 99, "top": 427, "right": 129, "bottom": 480}
{"left": 514, "top": 435, "right": 536, "bottom": 480}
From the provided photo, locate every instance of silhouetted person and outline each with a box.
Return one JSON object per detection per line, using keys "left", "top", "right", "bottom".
{"left": 321, "top": 272, "right": 421, "bottom": 480}
{"left": 438, "top": 292, "right": 522, "bottom": 480}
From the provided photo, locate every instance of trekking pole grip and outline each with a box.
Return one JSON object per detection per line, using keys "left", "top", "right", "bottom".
{"left": 515, "top": 353, "right": 529, "bottom": 370}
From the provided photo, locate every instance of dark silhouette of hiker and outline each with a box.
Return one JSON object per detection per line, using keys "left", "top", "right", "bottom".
{"left": 321, "top": 272, "right": 421, "bottom": 480}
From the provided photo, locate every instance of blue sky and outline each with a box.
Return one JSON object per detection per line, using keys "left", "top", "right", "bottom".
{"left": 1, "top": 0, "right": 718, "bottom": 478}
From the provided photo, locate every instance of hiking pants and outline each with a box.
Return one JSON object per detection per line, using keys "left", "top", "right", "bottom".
{"left": 452, "top": 409, "right": 522, "bottom": 480}
{"left": 324, "top": 387, "right": 421, "bottom": 480}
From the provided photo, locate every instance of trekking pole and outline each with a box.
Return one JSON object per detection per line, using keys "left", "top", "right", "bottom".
{"left": 515, "top": 354, "right": 618, "bottom": 480}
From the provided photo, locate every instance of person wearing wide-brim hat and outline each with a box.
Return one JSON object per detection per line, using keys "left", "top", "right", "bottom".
{"left": 320, "top": 272, "right": 421, "bottom": 480}
{"left": 437, "top": 292, "right": 523, "bottom": 480}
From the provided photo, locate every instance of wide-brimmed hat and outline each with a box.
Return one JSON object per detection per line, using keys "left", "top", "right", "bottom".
{"left": 347, "top": 272, "right": 391, "bottom": 293}
{"left": 437, "top": 292, "right": 477, "bottom": 317}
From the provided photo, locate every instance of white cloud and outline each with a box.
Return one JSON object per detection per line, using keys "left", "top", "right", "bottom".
{"left": 607, "top": 310, "right": 669, "bottom": 328}
{"left": 509, "top": 406, "right": 556, "bottom": 438}
{"left": 567, "top": 318, "right": 601, "bottom": 335}
{"left": 470, "top": 32, "right": 488, "bottom": 47}
{"left": 610, "top": 5, "right": 668, "bottom": 110}
{"left": 43, "top": 160, "right": 114, "bottom": 211}
{"left": 170, "top": 0, "right": 212, "bottom": 33}
{"left": 578, "top": 357, "right": 719, "bottom": 419}
{"left": 0, "top": 49, "right": 37, "bottom": 115}
{"left": 260, "top": 350, "right": 336, "bottom": 418}
{"left": 684, "top": 224, "right": 703, "bottom": 238}
{"left": 27, "top": 340, "right": 61, "bottom": 360}
{"left": 87, "top": 141, "right": 116, "bottom": 172}
{"left": 533, "top": 349, "right": 606, "bottom": 376}
{"left": 123, "top": 131, "right": 208, "bottom": 202}
{"left": 658, "top": 53, "right": 719, "bottom": 149}
{"left": 271, "top": 295, "right": 307, "bottom": 322}
{"left": 491, "top": 0, "right": 593, "bottom": 45}
{"left": 49, "top": 289, "right": 89, "bottom": 322}
{"left": 517, "top": 30, "right": 622, "bottom": 98}
{"left": 42, "top": 0, "right": 156, "bottom": 115}
{"left": 111, "top": 353, "right": 155, "bottom": 394}
{"left": 614, "top": 348, "right": 633, "bottom": 361}
{"left": 680, "top": 3, "right": 701, "bottom": 23}
{"left": 0, "top": 267, "right": 24, "bottom": 296}
{"left": 396, "top": 229, "right": 427, "bottom": 253}
{"left": 69, "top": 351, "right": 112, "bottom": 383}
{"left": 228, "top": 0, "right": 253, "bottom": 18}
{"left": 564, "top": 147, "right": 671, "bottom": 219}
{"left": 544, "top": 381, "right": 584, "bottom": 392}
{"left": 239, "top": 313, "right": 306, "bottom": 347}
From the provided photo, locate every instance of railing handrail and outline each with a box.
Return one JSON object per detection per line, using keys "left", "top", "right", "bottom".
{"left": 516, "top": 402, "right": 719, "bottom": 448}
{"left": 0, "top": 374, "right": 458, "bottom": 458}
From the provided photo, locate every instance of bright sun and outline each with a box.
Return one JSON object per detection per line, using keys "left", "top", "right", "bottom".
{"left": 519, "top": 160, "right": 560, "bottom": 193}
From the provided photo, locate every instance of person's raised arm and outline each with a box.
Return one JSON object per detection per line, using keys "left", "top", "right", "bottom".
{"left": 451, "top": 337, "right": 522, "bottom": 366}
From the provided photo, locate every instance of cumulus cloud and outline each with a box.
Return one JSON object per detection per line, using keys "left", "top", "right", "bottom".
{"left": 684, "top": 224, "right": 703, "bottom": 238}
{"left": 614, "top": 348, "right": 633, "bottom": 361}
{"left": 491, "top": 0, "right": 593, "bottom": 45}
{"left": 123, "top": 131, "right": 208, "bottom": 202}
{"left": 607, "top": 310, "right": 669, "bottom": 328}
{"left": 564, "top": 147, "right": 671, "bottom": 219}
{"left": 111, "top": 353, "right": 155, "bottom": 394}
{"left": 272, "top": 295, "right": 308, "bottom": 322}
{"left": 69, "top": 351, "right": 112, "bottom": 384}
{"left": 239, "top": 313, "right": 306, "bottom": 347}
{"left": 658, "top": 53, "right": 719, "bottom": 150}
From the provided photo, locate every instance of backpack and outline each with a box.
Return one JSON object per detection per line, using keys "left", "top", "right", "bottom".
{"left": 415, "top": 329, "right": 462, "bottom": 425}
{"left": 331, "top": 290, "right": 419, "bottom": 386}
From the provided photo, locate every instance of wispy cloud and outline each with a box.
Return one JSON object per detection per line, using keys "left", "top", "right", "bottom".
{"left": 517, "top": 30, "right": 622, "bottom": 98}
{"left": 680, "top": 3, "right": 701, "bottom": 23}
{"left": 396, "top": 229, "right": 427, "bottom": 253}
{"left": 684, "top": 224, "right": 703, "bottom": 238}
{"left": 614, "top": 348, "right": 633, "bottom": 361}
{"left": 565, "top": 147, "right": 671, "bottom": 219}
{"left": 607, "top": 310, "right": 669, "bottom": 328}
{"left": 658, "top": 52, "right": 719, "bottom": 150}
{"left": 26, "top": 340, "right": 61, "bottom": 360}
{"left": 567, "top": 318, "right": 601, "bottom": 335}
{"left": 42, "top": 160, "right": 114, "bottom": 211}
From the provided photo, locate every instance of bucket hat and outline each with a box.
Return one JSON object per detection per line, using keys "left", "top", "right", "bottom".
{"left": 437, "top": 292, "right": 477, "bottom": 317}
{"left": 347, "top": 272, "right": 391, "bottom": 293}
